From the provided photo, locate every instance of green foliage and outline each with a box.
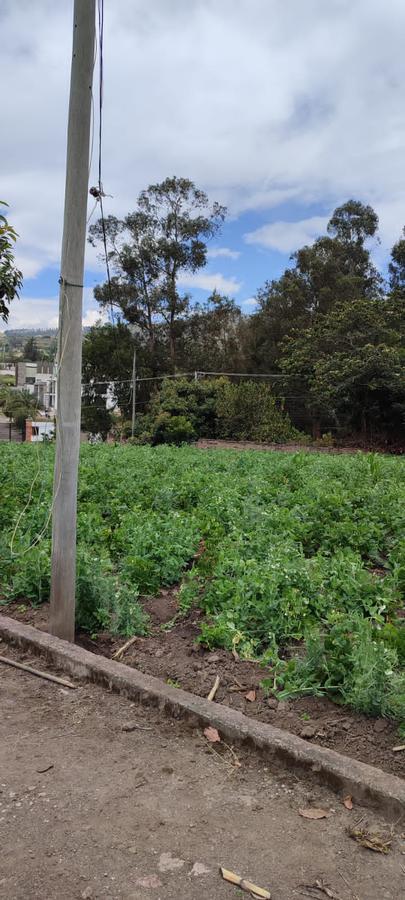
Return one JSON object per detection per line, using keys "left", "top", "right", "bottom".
{"left": 389, "top": 226, "right": 405, "bottom": 292}
{"left": 0, "top": 386, "right": 41, "bottom": 427}
{"left": 378, "top": 622, "right": 405, "bottom": 665}
{"left": 275, "top": 615, "right": 405, "bottom": 720}
{"left": 81, "top": 402, "right": 113, "bottom": 439}
{"left": 89, "top": 177, "right": 226, "bottom": 361}
{"left": 280, "top": 296, "right": 405, "bottom": 437}
{"left": 0, "top": 444, "right": 404, "bottom": 719}
{"left": 150, "top": 377, "right": 224, "bottom": 438}
{"left": 148, "top": 377, "right": 299, "bottom": 443}
{"left": 75, "top": 550, "right": 148, "bottom": 636}
{"left": 215, "top": 380, "right": 299, "bottom": 442}
{"left": 23, "top": 336, "right": 38, "bottom": 362}
{"left": 79, "top": 191, "right": 405, "bottom": 441}
{"left": 81, "top": 322, "right": 135, "bottom": 420}
{"left": 0, "top": 201, "right": 23, "bottom": 323}
{"left": 151, "top": 412, "right": 196, "bottom": 445}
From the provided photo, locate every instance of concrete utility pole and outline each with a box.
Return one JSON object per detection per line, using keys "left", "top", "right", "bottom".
{"left": 131, "top": 349, "right": 136, "bottom": 437}
{"left": 50, "top": 0, "right": 96, "bottom": 642}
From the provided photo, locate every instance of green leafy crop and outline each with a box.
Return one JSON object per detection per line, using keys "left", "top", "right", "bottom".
{"left": 0, "top": 443, "right": 404, "bottom": 720}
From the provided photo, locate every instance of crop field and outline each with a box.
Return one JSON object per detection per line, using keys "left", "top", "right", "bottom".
{"left": 0, "top": 443, "right": 404, "bottom": 724}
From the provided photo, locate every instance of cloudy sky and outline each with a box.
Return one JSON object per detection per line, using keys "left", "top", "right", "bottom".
{"left": 2, "top": 0, "right": 405, "bottom": 329}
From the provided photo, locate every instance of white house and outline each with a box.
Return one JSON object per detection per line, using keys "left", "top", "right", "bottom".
{"left": 25, "top": 418, "right": 55, "bottom": 442}
{"left": 15, "top": 362, "right": 57, "bottom": 413}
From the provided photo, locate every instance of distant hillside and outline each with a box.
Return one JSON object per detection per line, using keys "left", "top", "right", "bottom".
{"left": 1, "top": 329, "right": 58, "bottom": 351}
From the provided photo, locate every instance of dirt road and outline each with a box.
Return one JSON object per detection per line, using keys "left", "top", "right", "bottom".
{"left": 0, "top": 648, "right": 403, "bottom": 900}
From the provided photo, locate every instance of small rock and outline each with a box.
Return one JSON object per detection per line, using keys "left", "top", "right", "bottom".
{"left": 158, "top": 851, "right": 184, "bottom": 873}
{"left": 209, "top": 652, "right": 221, "bottom": 663}
{"left": 277, "top": 701, "right": 290, "bottom": 713}
{"left": 374, "top": 718, "right": 388, "bottom": 733}
{"left": 193, "top": 661, "right": 203, "bottom": 671}
{"left": 122, "top": 723, "right": 138, "bottom": 732}
{"left": 342, "top": 721, "right": 351, "bottom": 732}
{"left": 154, "top": 649, "right": 165, "bottom": 658}
{"left": 300, "top": 725, "right": 317, "bottom": 739}
{"left": 266, "top": 698, "right": 278, "bottom": 710}
{"left": 81, "top": 888, "right": 93, "bottom": 899}
{"left": 190, "top": 862, "right": 211, "bottom": 877}
{"left": 136, "top": 875, "right": 162, "bottom": 889}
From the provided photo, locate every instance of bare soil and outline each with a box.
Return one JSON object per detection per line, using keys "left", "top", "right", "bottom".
{"left": 196, "top": 438, "right": 404, "bottom": 454}
{"left": 1, "top": 643, "right": 404, "bottom": 900}
{"left": 5, "top": 596, "right": 404, "bottom": 780}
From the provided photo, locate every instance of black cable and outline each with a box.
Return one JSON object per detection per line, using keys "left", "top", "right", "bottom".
{"left": 96, "top": 0, "right": 115, "bottom": 327}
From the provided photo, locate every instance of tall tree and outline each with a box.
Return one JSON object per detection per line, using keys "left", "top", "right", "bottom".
{"left": 0, "top": 201, "right": 23, "bottom": 323}
{"left": 248, "top": 200, "right": 382, "bottom": 371}
{"left": 23, "top": 336, "right": 38, "bottom": 362}
{"left": 178, "top": 291, "right": 245, "bottom": 372}
{"left": 280, "top": 296, "right": 405, "bottom": 438}
{"left": 81, "top": 322, "right": 135, "bottom": 420}
{"left": 389, "top": 227, "right": 405, "bottom": 293}
{"left": 89, "top": 177, "right": 226, "bottom": 364}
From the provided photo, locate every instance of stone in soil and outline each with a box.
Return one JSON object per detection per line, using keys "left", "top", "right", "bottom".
{"left": 267, "top": 698, "right": 279, "bottom": 710}
{"left": 300, "top": 725, "right": 317, "bottom": 740}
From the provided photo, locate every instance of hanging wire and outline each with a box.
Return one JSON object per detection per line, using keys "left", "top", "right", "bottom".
{"left": 96, "top": 0, "right": 115, "bottom": 327}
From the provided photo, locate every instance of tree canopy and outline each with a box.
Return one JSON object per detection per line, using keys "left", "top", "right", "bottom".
{"left": 85, "top": 191, "right": 404, "bottom": 444}
{"left": 0, "top": 201, "right": 23, "bottom": 323}
{"left": 89, "top": 176, "right": 226, "bottom": 364}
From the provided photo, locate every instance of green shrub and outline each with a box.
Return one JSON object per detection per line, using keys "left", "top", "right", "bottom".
{"left": 147, "top": 377, "right": 302, "bottom": 443}
{"left": 215, "top": 380, "right": 299, "bottom": 442}
{"left": 152, "top": 412, "right": 196, "bottom": 445}
{"left": 150, "top": 377, "right": 224, "bottom": 438}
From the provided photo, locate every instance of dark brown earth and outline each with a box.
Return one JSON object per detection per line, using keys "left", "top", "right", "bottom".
{"left": 196, "top": 438, "right": 405, "bottom": 454}
{"left": 5, "top": 596, "right": 405, "bottom": 780}
{"left": 1, "top": 644, "right": 405, "bottom": 900}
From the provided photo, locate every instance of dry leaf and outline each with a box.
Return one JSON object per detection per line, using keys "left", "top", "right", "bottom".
{"left": 343, "top": 795, "right": 353, "bottom": 810}
{"left": 204, "top": 726, "right": 221, "bottom": 743}
{"left": 299, "top": 808, "right": 331, "bottom": 820}
{"left": 245, "top": 690, "right": 256, "bottom": 702}
{"left": 347, "top": 825, "right": 391, "bottom": 854}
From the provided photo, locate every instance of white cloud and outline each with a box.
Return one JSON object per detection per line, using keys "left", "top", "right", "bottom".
{"left": 2, "top": 0, "right": 405, "bottom": 284}
{"left": 6, "top": 288, "right": 104, "bottom": 331}
{"left": 245, "top": 216, "right": 329, "bottom": 253}
{"left": 82, "top": 308, "right": 108, "bottom": 328}
{"left": 207, "top": 247, "right": 241, "bottom": 260}
{"left": 178, "top": 272, "right": 241, "bottom": 294}
{"left": 241, "top": 297, "right": 258, "bottom": 309}
{"left": 6, "top": 298, "right": 59, "bottom": 330}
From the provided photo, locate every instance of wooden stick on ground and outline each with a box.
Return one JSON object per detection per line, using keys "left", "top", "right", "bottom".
{"left": 112, "top": 635, "right": 137, "bottom": 661}
{"left": 220, "top": 867, "right": 271, "bottom": 899}
{"left": 207, "top": 674, "right": 220, "bottom": 701}
{"left": 0, "top": 655, "right": 76, "bottom": 689}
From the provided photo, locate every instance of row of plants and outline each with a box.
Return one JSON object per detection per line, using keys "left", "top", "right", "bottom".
{"left": 0, "top": 443, "right": 404, "bottom": 725}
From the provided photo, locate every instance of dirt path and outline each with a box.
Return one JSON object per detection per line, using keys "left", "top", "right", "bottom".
{"left": 7, "top": 600, "right": 404, "bottom": 779}
{"left": 0, "top": 647, "right": 404, "bottom": 900}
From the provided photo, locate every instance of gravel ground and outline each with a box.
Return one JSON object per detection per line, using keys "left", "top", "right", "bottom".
{"left": 0, "top": 647, "right": 404, "bottom": 900}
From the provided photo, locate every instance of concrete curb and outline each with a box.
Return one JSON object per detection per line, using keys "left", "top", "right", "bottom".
{"left": 0, "top": 613, "right": 403, "bottom": 819}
